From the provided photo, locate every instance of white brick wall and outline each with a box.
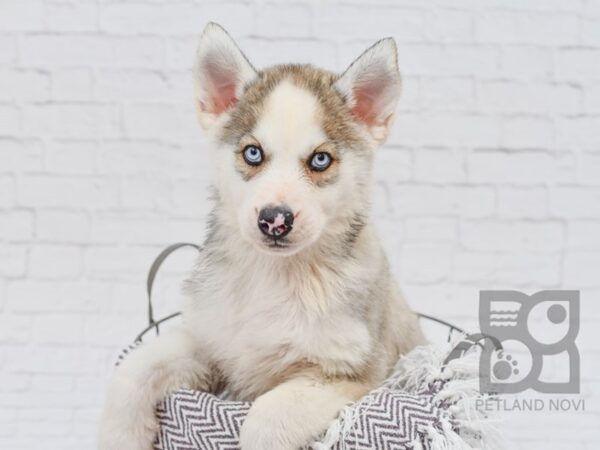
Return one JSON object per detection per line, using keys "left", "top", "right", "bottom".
{"left": 0, "top": 0, "right": 599, "bottom": 448}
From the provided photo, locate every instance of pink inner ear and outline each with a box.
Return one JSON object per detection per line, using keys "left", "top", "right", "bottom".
{"left": 349, "top": 65, "right": 393, "bottom": 127}
{"left": 352, "top": 84, "right": 380, "bottom": 126}
{"left": 206, "top": 62, "right": 239, "bottom": 114}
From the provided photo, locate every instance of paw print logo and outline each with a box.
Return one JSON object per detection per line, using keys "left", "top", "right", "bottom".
{"left": 493, "top": 351, "right": 519, "bottom": 381}
{"left": 479, "top": 290, "right": 580, "bottom": 395}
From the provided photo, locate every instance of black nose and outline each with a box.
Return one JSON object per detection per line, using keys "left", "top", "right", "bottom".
{"left": 258, "top": 205, "right": 294, "bottom": 238}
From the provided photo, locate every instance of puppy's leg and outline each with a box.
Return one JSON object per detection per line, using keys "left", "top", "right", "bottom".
{"left": 239, "top": 375, "right": 370, "bottom": 450}
{"left": 98, "top": 328, "right": 215, "bottom": 450}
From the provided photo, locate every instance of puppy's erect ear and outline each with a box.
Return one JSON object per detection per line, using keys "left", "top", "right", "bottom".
{"left": 335, "top": 38, "right": 401, "bottom": 144}
{"left": 194, "top": 23, "right": 257, "bottom": 129}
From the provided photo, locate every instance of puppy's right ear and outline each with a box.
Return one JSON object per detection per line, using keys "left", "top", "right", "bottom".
{"left": 194, "top": 23, "right": 257, "bottom": 129}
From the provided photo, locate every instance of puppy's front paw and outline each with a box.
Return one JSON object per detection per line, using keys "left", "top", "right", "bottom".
{"left": 98, "top": 378, "right": 159, "bottom": 450}
{"left": 239, "top": 406, "right": 298, "bottom": 450}
{"left": 98, "top": 405, "right": 158, "bottom": 450}
{"left": 98, "top": 414, "right": 158, "bottom": 450}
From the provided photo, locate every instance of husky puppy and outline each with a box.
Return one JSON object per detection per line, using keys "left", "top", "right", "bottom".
{"left": 99, "top": 23, "right": 425, "bottom": 450}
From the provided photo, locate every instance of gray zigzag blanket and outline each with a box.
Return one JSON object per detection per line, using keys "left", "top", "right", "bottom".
{"left": 156, "top": 389, "right": 447, "bottom": 450}
{"left": 153, "top": 341, "right": 504, "bottom": 450}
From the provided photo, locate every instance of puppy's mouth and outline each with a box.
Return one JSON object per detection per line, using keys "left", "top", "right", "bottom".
{"left": 258, "top": 236, "right": 300, "bottom": 255}
{"left": 264, "top": 237, "right": 290, "bottom": 249}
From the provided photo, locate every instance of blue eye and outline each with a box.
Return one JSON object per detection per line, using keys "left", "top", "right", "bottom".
{"left": 243, "top": 145, "right": 263, "bottom": 166}
{"left": 309, "top": 152, "right": 332, "bottom": 171}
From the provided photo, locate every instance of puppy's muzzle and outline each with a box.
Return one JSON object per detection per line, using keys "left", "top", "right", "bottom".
{"left": 258, "top": 205, "right": 294, "bottom": 239}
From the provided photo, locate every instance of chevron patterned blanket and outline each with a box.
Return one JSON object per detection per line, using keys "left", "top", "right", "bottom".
{"left": 155, "top": 388, "right": 448, "bottom": 450}
{"left": 152, "top": 341, "right": 503, "bottom": 450}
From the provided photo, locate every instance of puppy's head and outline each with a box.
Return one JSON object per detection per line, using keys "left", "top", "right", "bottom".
{"left": 194, "top": 23, "right": 401, "bottom": 256}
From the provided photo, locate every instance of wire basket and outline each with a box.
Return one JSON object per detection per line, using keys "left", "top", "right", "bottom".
{"left": 127, "top": 243, "right": 500, "bottom": 366}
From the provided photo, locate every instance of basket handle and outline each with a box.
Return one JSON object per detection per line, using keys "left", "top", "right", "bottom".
{"left": 145, "top": 242, "right": 202, "bottom": 332}
{"left": 443, "top": 332, "right": 503, "bottom": 365}
{"left": 139, "top": 243, "right": 489, "bottom": 360}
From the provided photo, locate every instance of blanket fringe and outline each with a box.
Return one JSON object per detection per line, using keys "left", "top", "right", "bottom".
{"left": 312, "top": 335, "right": 506, "bottom": 450}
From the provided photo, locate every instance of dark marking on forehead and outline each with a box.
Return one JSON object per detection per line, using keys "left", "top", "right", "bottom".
{"left": 221, "top": 65, "right": 364, "bottom": 151}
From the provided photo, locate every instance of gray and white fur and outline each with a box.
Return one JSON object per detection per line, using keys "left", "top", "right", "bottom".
{"left": 98, "top": 22, "right": 425, "bottom": 450}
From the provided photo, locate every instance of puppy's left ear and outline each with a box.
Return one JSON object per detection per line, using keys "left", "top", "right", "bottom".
{"left": 194, "top": 23, "right": 257, "bottom": 130}
{"left": 335, "top": 38, "right": 401, "bottom": 144}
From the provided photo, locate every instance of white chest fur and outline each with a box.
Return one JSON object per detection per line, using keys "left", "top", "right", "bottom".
{"left": 183, "top": 252, "right": 374, "bottom": 399}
